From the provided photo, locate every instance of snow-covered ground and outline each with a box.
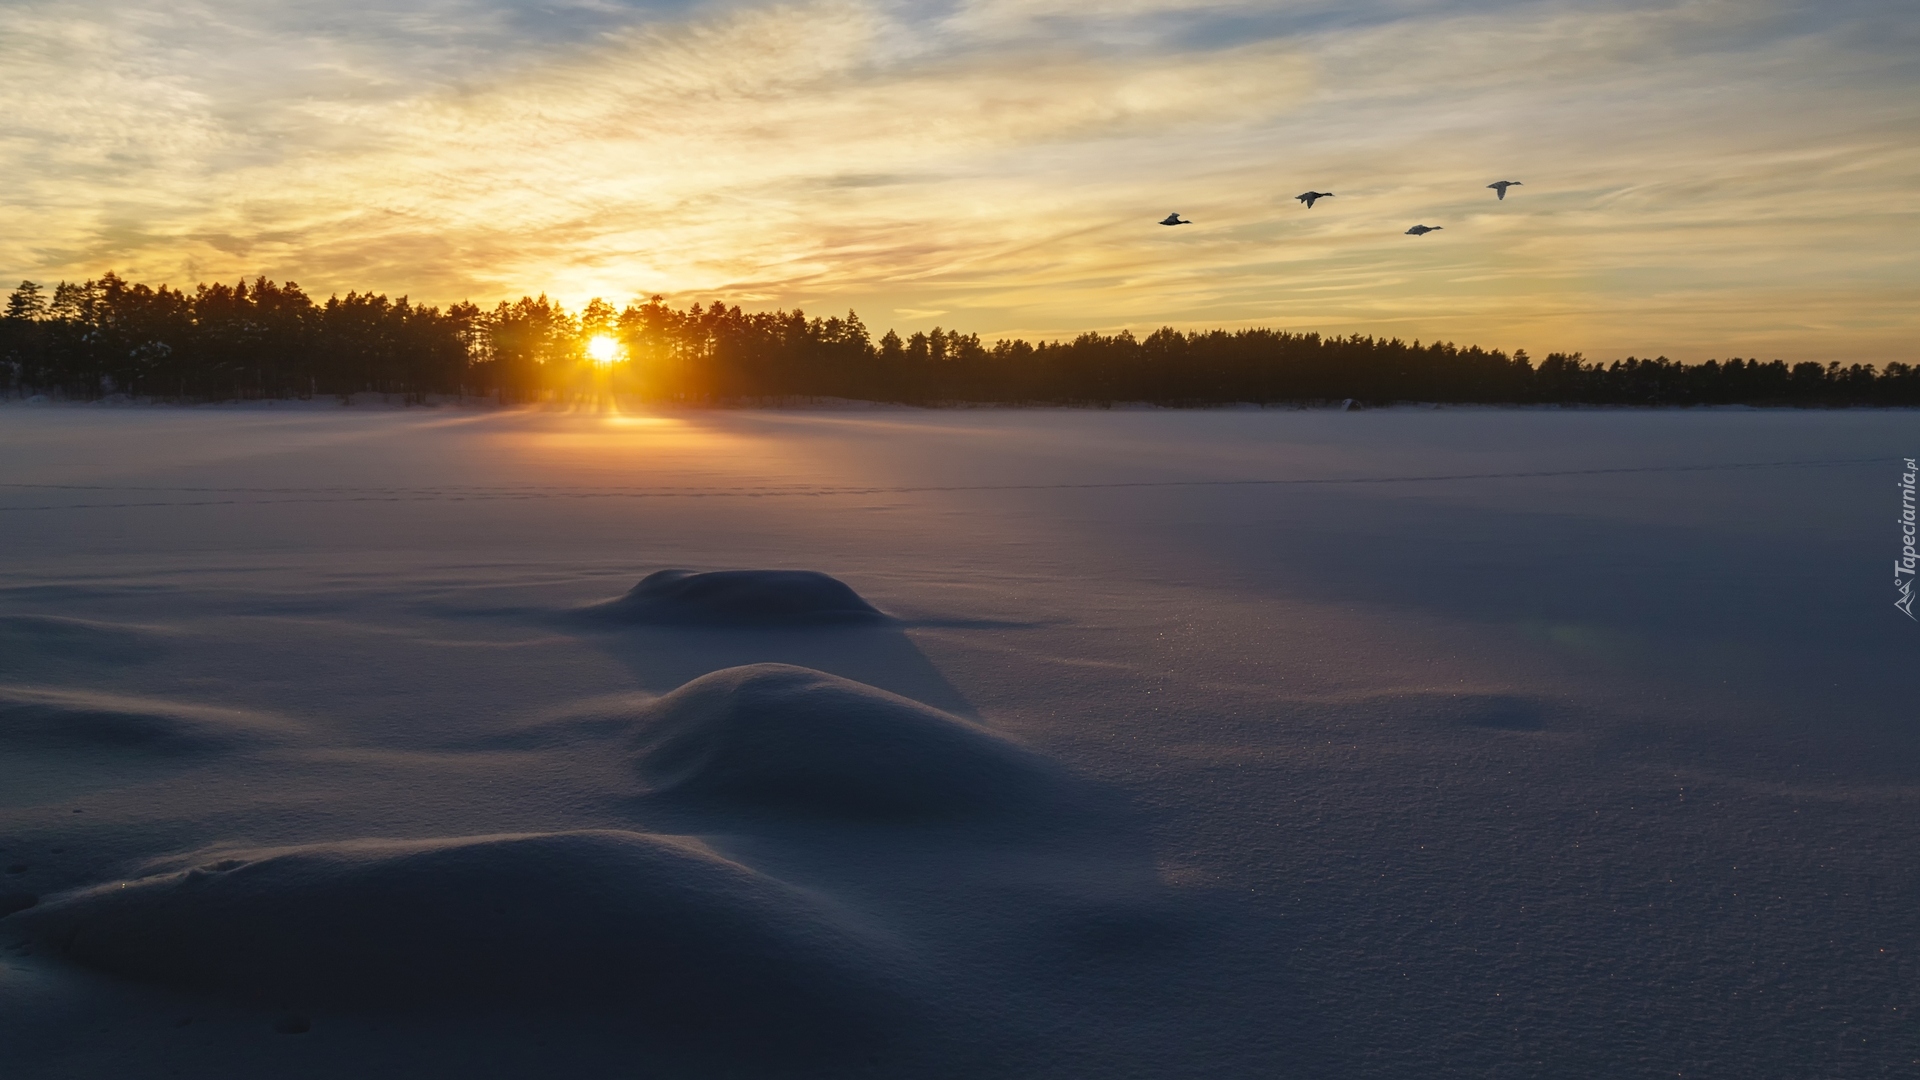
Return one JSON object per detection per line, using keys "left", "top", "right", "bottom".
{"left": 1, "top": 403, "right": 1914, "bottom": 1078}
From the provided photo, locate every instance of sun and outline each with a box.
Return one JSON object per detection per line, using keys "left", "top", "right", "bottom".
{"left": 585, "top": 334, "right": 621, "bottom": 365}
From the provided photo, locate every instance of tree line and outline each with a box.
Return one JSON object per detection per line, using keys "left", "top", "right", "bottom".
{"left": 3, "top": 274, "right": 1915, "bottom": 406}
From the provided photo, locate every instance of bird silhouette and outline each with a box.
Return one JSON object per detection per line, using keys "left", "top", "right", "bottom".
{"left": 1488, "top": 181, "right": 1521, "bottom": 200}
{"left": 1405, "top": 225, "right": 1442, "bottom": 236}
{"left": 1159, "top": 213, "right": 1191, "bottom": 226}
{"left": 1296, "top": 191, "right": 1333, "bottom": 209}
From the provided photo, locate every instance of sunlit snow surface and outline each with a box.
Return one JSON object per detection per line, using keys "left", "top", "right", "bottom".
{"left": 1, "top": 402, "right": 1915, "bottom": 1078}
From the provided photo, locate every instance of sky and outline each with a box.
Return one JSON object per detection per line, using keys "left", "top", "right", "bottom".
{"left": 2, "top": 0, "right": 1916, "bottom": 362}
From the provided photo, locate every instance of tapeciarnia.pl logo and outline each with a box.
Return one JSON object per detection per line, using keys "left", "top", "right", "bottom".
{"left": 1899, "top": 457, "right": 1917, "bottom": 620}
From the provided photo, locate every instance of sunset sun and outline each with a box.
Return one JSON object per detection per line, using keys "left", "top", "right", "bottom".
{"left": 586, "top": 334, "right": 620, "bottom": 365}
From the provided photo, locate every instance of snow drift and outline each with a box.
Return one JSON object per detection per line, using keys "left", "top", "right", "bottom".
{"left": 0, "top": 686, "right": 301, "bottom": 754}
{"left": 13, "top": 829, "right": 906, "bottom": 1049}
{"left": 581, "top": 570, "right": 886, "bottom": 626}
{"left": 629, "top": 664, "right": 1065, "bottom": 820}
{"left": 0, "top": 614, "right": 169, "bottom": 669}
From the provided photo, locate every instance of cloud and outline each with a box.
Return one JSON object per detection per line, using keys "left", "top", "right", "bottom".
{"left": 0, "top": 0, "right": 1915, "bottom": 361}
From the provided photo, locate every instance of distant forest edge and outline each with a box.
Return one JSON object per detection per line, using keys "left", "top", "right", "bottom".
{"left": 3, "top": 275, "right": 1914, "bottom": 407}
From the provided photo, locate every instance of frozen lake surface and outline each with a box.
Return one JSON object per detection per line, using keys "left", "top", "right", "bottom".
{"left": 1, "top": 403, "right": 1915, "bottom": 1078}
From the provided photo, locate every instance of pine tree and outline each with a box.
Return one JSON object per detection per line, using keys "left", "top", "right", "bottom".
{"left": 4, "top": 281, "right": 46, "bottom": 321}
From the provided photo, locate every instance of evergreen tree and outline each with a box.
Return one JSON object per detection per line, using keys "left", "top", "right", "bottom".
{"left": 4, "top": 272, "right": 1912, "bottom": 406}
{"left": 5, "top": 281, "right": 46, "bottom": 322}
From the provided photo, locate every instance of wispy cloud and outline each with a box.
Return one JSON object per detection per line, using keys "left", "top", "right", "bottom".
{"left": 1, "top": 0, "right": 1914, "bottom": 360}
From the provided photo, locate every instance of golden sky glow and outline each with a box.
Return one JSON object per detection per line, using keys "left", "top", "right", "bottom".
{"left": 2, "top": 0, "right": 1916, "bottom": 361}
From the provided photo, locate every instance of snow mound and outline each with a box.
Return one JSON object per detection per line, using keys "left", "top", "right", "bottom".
{"left": 0, "top": 686, "right": 302, "bottom": 754}
{"left": 583, "top": 569, "right": 886, "bottom": 626}
{"left": 15, "top": 830, "right": 902, "bottom": 1045}
{"left": 631, "top": 664, "right": 1063, "bottom": 820}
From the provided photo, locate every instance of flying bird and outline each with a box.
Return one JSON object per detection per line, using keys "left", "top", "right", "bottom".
{"left": 1488, "top": 180, "right": 1522, "bottom": 200}
{"left": 1159, "top": 213, "right": 1191, "bottom": 226}
{"left": 1405, "top": 225, "right": 1442, "bottom": 236}
{"left": 1296, "top": 191, "right": 1333, "bottom": 209}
